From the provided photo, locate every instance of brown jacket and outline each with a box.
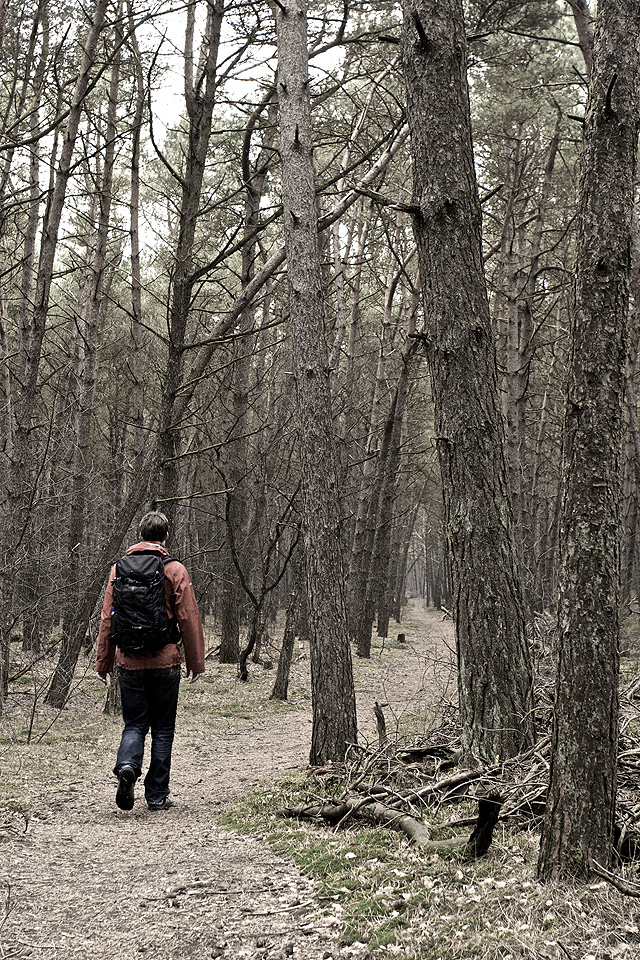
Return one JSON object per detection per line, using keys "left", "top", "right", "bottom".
{"left": 96, "top": 541, "right": 205, "bottom": 677}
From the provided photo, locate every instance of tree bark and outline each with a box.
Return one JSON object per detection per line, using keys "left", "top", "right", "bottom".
{"left": 621, "top": 211, "right": 640, "bottom": 601}
{"left": 538, "top": 0, "right": 640, "bottom": 881}
{"left": 402, "top": 0, "right": 535, "bottom": 763}
{"left": 274, "top": 0, "right": 357, "bottom": 765}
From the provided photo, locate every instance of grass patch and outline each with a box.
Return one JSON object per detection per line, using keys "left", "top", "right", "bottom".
{"left": 219, "top": 781, "right": 416, "bottom": 952}
{"left": 209, "top": 701, "right": 264, "bottom": 720}
{"left": 220, "top": 781, "right": 640, "bottom": 959}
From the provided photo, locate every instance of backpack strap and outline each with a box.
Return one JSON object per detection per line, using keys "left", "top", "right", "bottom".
{"left": 161, "top": 556, "right": 180, "bottom": 636}
{"left": 133, "top": 549, "right": 177, "bottom": 564}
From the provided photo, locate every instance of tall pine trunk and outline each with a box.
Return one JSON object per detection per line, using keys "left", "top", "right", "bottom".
{"left": 46, "top": 39, "right": 122, "bottom": 707}
{"left": 538, "top": 0, "right": 640, "bottom": 881}
{"left": 274, "top": 0, "right": 357, "bottom": 765}
{"left": 157, "top": 0, "right": 224, "bottom": 522}
{"left": 402, "top": 0, "right": 535, "bottom": 762}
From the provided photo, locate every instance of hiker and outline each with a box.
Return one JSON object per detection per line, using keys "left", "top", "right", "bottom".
{"left": 96, "top": 510, "right": 205, "bottom": 812}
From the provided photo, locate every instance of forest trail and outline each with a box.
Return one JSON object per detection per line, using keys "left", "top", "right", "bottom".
{"left": 0, "top": 603, "right": 454, "bottom": 960}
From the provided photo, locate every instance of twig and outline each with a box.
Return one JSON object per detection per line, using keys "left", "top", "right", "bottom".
{"left": 591, "top": 859, "right": 640, "bottom": 898}
{"left": 353, "top": 186, "right": 421, "bottom": 215}
{"left": 240, "top": 898, "right": 315, "bottom": 917}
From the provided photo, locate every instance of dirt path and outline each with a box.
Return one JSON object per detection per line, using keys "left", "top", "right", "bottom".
{"left": 0, "top": 604, "right": 454, "bottom": 960}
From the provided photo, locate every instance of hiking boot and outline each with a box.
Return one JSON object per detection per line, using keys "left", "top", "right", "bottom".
{"left": 115, "top": 765, "right": 136, "bottom": 810}
{"left": 147, "top": 794, "right": 174, "bottom": 812}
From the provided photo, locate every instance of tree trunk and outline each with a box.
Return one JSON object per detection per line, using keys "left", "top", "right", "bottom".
{"left": 271, "top": 558, "right": 304, "bottom": 702}
{"left": 530, "top": 295, "right": 566, "bottom": 611}
{"left": 402, "top": 0, "right": 535, "bottom": 762}
{"left": 373, "top": 358, "right": 413, "bottom": 637}
{"left": 621, "top": 211, "right": 640, "bottom": 601}
{"left": 538, "top": 0, "right": 640, "bottom": 881}
{"left": 219, "top": 90, "right": 277, "bottom": 664}
{"left": 274, "top": 0, "right": 357, "bottom": 765}
{"left": 346, "top": 214, "right": 403, "bottom": 639}
{"left": 157, "top": 0, "right": 224, "bottom": 522}
{"left": 125, "top": 0, "right": 147, "bottom": 472}
{"left": 570, "top": 0, "right": 595, "bottom": 76}
{"left": 61, "top": 35, "right": 121, "bottom": 643}
{"left": 494, "top": 112, "right": 562, "bottom": 613}
{"left": 353, "top": 384, "right": 402, "bottom": 657}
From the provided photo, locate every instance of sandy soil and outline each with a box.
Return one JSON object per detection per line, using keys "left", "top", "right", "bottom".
{"left": 0, "top": 603, "right": 454, "bottom": 960}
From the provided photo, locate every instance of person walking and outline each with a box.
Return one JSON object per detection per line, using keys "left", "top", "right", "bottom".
{"left": 96, "top": 510, "right": 205, "bottom": 811}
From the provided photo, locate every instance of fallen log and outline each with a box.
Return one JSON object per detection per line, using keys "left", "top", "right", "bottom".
{"left": 279, "top": 791, "right": 503, "bottom": 858}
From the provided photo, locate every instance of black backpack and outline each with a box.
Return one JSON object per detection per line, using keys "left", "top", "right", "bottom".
{"left": 110, "top": 552, "right": 179, "bottom": 654}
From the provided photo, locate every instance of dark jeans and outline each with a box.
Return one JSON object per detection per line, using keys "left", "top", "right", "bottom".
{"left": 114, "top": 666, "right": 181, "bottom": 804}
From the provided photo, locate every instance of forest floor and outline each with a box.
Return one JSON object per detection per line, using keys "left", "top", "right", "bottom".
{"left": 1, "top": 601, "right": 639, "bottom": 960}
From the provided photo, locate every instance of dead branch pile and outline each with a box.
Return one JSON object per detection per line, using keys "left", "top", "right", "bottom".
{"left": 278, "top": 665, "right": 640, "bottom": 865}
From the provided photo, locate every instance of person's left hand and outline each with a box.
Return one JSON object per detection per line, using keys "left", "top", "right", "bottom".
{"left": 186, "top": 670, "right": 204, "bottom": 684}
{"left": 96, "top": 671, "right": 109, "bottom": 685}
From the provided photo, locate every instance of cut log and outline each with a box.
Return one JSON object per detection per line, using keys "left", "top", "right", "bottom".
{"left": 463, "top": 793, "right": 502, "bottom": 857}
{"left": 374, "top": 702, "right": 388, "bottom": 747}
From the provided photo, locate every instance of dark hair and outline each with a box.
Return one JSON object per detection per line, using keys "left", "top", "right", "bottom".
{"left": 139, "top": 511, "right": 169, "bottom": 543}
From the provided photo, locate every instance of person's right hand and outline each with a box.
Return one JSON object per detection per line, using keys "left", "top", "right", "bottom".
{"left": 186, "top": 670, "right": 204, "bottom": 684}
